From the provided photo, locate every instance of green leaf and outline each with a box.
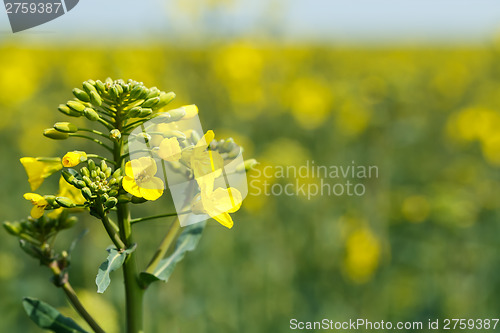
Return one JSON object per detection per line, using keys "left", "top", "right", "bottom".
{"left": 95, "top": 243, "right": 136, "bottom": 293}
{"left": 140, "top": 221, "right": 205, "bottom": 286}
{"left": 22, "top": 297, "right": 88, "bottom": 333}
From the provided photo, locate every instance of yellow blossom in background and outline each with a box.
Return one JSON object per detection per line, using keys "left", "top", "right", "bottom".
{"left": 62, "top": 151, "right": 87, "bottom": 167}
{"left": 23, "top": 193, "right": 48, "bottom": 219}
{"left": 343, "top": 227, "right": 381, "bottom": 284}
{"left": 122, "top": 157, "right": 164, "bottom": 201}
{"left": 20, "top": 157, "right": 62, "bottom": 191}
{"left": 158, "top": 138, "right": 182, "bottom": 162}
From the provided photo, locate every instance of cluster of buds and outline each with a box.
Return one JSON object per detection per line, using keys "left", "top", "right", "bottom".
{"left": 62, "top": 159, "right": 122, "bottom": 218}
{"left": 3, "top": 211, "right": 77, "bottom": 263}
{"left": 43, "top": 79, "right": 176, "bottom": 140}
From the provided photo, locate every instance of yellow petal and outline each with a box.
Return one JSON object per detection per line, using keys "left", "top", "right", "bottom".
{"left": 20, "top": 157, "right": 62, "bottom": 191}
{"left": 195, "top": 130, "right": 215, "bottom": 149}
{"left": 124, "top": 161, "right": 135, "bottom": 178}
{"left": 24, "top": 193, "right": 44, "bottom": 203}
{"left": 210, "top": 187, "right": 242, "bottom": 215}
{"left": 158, "top": 137, "right": 182, "bottom": 161}
{"left": 30, "top": 205, "right": 45, "bottom": 219}
{"left": 182, "top": 104, "right": 199, "bottom": 119}
{"left": 138, "top": 157, "right": 157, "bottom": 177}
{"left": 191, "top": 150, "right": 224, "bottom": 179}
{"left": 58, "top": 176, "right": 86, "bottom": 205}
{"left": 212, "top": 212, "right": 234, "bottom": 229}
{"left": 122, "top": 176, "right": 143, "bottom": 198}
{"left": 47, "top": 207, "right": 64, "bottom": 219}
{"left": 138, "top": 177, "right": 164, "bottom": 201}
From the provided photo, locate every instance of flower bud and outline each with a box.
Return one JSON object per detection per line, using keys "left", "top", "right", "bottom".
{"left": 115, "top": 84, "right": 123, "bottom": 95}
{"left": 138, "top": 108, "right": 153, "bottom": 118}
{"left": 155, "top": 91, "right": 176, "bottom": 109}
{"left": 108, "top": 189, "right": 118, "bottom": 197}
{"left": 43, "top": 128, "right": 69, "bottom": 140}
{"left": 82, "top": 187, "right": 93, "bottom": 200}
{"left": 83, "top": 81, "right": 97, "bottom": 95}
{"left": 137, "top": 87, "right": 150, "bottom": 100}
{"left": 166, "top": 107, "right": 186, "bottom": 121}
{"left": 129, "top": 85, "right": 143, "bottom": 99}
{"left": 3, "top": 221, "right": 22, "bottom": 236}
{"left": 220, "top": 138, "right": 235, "bottom": 153}
{"left": 163, "top": 130, "right": 186, "bottom": 139}
{"left": 142, "top": 96, "right": 160, "bottom": 108}
{"left": 62, "top": 169, "right": 78, "bottom": 185}
{"left": 117, "top": 195, "right": 131, "bottom": 203}
{"left": 43, "top": 195, "right": 57, "bottom": 206}
{"left": 58, "top": 104, "right": 82, "bottom": 117}
{"left": 67, "top": 101, "right": 86, "bottom": 113}
{"left": 73, "top": 88, "right": 90, "bottom": 102}
{"left": 106, "top": 131, "right": 120, "bottom": 143}
{"left": 62, "top": 151, "right": 87, "bottom": 167}
{"left": 80, "top": 167, "right": 90, "bottom": 178}
{"left": 54, "top": 122, "right": 78, "bottom": 133}
{"left": 76, "top": 180, "right": 86, "bottom": 189}
{"left": 110, "top": 86, "right": 119, "bottom": 100}
{"left": 89, "top": 91, "right": 103, "bottom": 106}
{"left": 88, "top": 159, "right": 96, "bottom": 171}
{"left": 95, "top": 80, "right": 106, "bottom": 94}
{"left": 55, "top": 197, "right": 75, "bottom": 208}
{"left": 104, "top": 197, "right": 118, "bottom": 209}
{"left": 83, "top": 176, "right": 92, "bottom": 186}
{"left": 146, "top": 87, "right": 160, "bottom": 99}
{"left": 128, "top": 106, "right": 142, "bottom": 118}
{"left": 84, "top": 108, "right": 100, "bottom": 121}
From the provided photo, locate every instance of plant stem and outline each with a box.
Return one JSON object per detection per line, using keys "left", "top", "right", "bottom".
{"left": 144, "top": 218, "right": 181, "bottom": 274}
{"left": 114, "top": 106, "right": 144, "bottom": 333}
{"left": 48, "top": 262, "right": 105, "bottom": 333}
{"left": 130, "top": 210, "right": 192, "bottom": 225}
{"left": 69, "top": 134, "right": 113, "bottom": 152}
{"left": 96, "top": 204, "right": 126, "bottom": 250}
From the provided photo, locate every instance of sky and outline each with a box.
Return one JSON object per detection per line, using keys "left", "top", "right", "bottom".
{"left": 1, "top": 0, "right": 500, "bottom": 44}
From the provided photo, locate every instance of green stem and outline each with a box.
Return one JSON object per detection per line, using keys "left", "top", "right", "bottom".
{"left": 49, "top": 262, "right": 105, "bottom": 333}
{"left": 78, "top": 128, "right": 110, "bottom": 140}
{"left": 144, "top": 217, "right": 181, "bottom": 274}
{"left": 114, "top": 106, "right": 144, "bottom": 333}
{"left": 69, "top": 134, "right": 113, "bottom": 152}
{"left": 130, "top": 210, "right": 192, "bottom": 225}
{"left": 96, "top": 204, "right": 126, "bottom": 250}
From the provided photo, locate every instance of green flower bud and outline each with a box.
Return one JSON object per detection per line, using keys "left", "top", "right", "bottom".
{"left": 82, "top": 187, "right": 92, "bottom": 200}
{"left": 110, "top": 86, "right": 119, "bottom": 100}
{"left": 44, "top": 128, "right": 69, "bottom": 140}
{"left": 135, "top": 132, "right": 151, "bottom": 143}
{"left": 112, "top": 169, "right": 122, "bottom": 178}
{"left": 84, "top": 108, "right": 100, "bottom": 121}
{"left": 105, "top": 77, "right": 113, "bottom": 85}
{"left": 89, "top": 91, "right": 103, "bottom": 106}
{"left": 137, "top": 87, "right": 150, "bottom": 100}
{"left": 142, "top": 96, "right": 160, "bottom": 108}
{"left": 43, "top": 195, "right": 57, "bottom": 206}
{"left": 83, "top": 175, "right": 92, "bottom": 186}
{"left": 110, "top": 129, "right": 121, "bottom": 140}
{"left": 117, "top": 195, "right": 131, "bottom": 204}
{"left": 138, "top": 108, "right": 153, "bottom": 118}
{"left": 3, "top": 221, "right": 22, "bottom": 236}
{"left": 73, "top": 88, "right": 90, "bottom": 102}
{"left": 95, "top": 80, "right": 106, "bottom": 94}
{"left": 53, "top": 122, "right": 78, "bottom": 133}
{"left": 236, "top": 159, "right": 258, "bottom": 172}
{"left": 67, "top": 100, "right": 86, "bottom": 113}
{"left": 80, "top": 167, "right": 90, "bottom": 178}
{"left": 108, "top": 189, "right": 118, "bottom": 197}
{"left": 62, "top": 169, "right": 78, "bottom": 185}
{"left": 128, "top": 106, "right": 142, "bottom": 118}
{"left": 155, "top": 91, "right": 176, "bottom": 109}
{"left": 99, "top": 171, "right": 106, "bottom": 179}
{"left": 220, "top": 138, "right": 235, "bottom": 153}
{"left": 76, "top": 180, "right": 86, "bottom": 189}
{"left": 58, "top": 104, "right": 82, "bottom": 117}
{"left": 104, "top": 197, "right": 118, "bottom": 209}
{"left": 55, "top": 197, "right": 75, "bottom": 208}
{"left": 146, "top": 87, "right": 160, "bottom": 99}
{"left": 131, "top": 196, "right": 147, "bottom": 204}
{"left": 100, "top": 160, "right": 108, "bottom": 172}
{"left": 83, "top": 81, "right": 97, "bottom": 95}
{"left": 167, "top": 107, "right": 186, "bottom": 121}
{"left": 115, "top": 84, "right": 123, "bottom": 95}
{"left": 129, "top": 85, "right": 143, "bottom": 99}
{"left": 88, "top": 159, "right": 96, "bottom": 171}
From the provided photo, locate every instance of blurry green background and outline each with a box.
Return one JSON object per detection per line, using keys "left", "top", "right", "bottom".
{"left": 1, "top": 0, "right": 500, "bottom": 332}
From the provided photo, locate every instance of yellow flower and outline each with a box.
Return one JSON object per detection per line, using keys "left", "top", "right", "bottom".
{"left": 62, "top": 151, "right": 87, "bottom": 167}
{"left": 193, "top": 176, "right": 242, "bottom": 229}
{"left": 122, "top": 157, "right": 164, "bottom": 201}
{"left": 20, "top": 157, "right": 62, "bottom": 191}
{"left": 189, "top": 130, "right": 224, "bottom": 179}
{"left": 158, "top": 137, "right": 182, "bottom": 161}
{"left": 24, "top": 193, "right": 48, "bottom": 219}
